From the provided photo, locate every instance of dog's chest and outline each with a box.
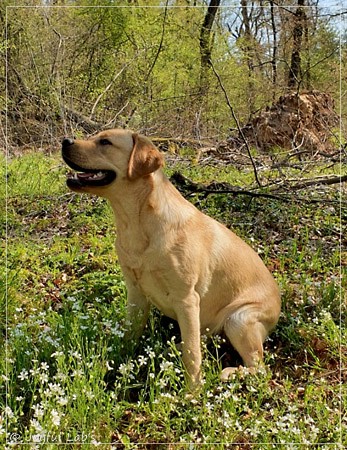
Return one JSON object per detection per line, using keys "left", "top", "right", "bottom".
{"left": 119, "top": 245, "right": 179, "bottom": 319}
{"left": 133, "top": 267, "right": 177, "bottom": 319}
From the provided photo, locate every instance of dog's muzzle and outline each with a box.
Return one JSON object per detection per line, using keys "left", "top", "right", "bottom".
{"left": 61, "top": 138, "right": 117, "bottom": 188}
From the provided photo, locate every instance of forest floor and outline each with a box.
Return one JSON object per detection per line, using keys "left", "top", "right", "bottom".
{"left": 1, "top": 146, "right": 346, "bottom": 448}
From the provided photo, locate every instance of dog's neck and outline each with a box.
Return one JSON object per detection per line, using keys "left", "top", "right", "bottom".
{"left": 149, "top": 171, "right": 195, "bottom": 219}
{"left": 107, "top": 170, "right": 196, "bottom": 255}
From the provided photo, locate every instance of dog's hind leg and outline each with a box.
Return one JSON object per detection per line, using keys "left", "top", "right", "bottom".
{"left": 220, "top": 308, "right": 268, "bottom": 381}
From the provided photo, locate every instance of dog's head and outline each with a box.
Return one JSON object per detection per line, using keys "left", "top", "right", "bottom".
{"left": 62, "top": 129, "right": 164, "bottom": 196}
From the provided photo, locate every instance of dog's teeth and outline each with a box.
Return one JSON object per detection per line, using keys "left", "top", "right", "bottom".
{"left": 74, "top": 173, "right": 78, "bottom": 179}
{"left": 92, "top": 172, "right": 104, "bottom": 179}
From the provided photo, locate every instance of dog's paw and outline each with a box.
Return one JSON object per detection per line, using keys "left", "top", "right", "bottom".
{"left": 220, "top": 366, "right": 241, "bottom": 382}
{"left": 220, "top": 365, "right": 264, "bottom": 382}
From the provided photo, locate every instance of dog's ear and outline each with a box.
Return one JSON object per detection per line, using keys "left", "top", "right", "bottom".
{"left": 127, "top": 133, "right": 164, "bottom": 180}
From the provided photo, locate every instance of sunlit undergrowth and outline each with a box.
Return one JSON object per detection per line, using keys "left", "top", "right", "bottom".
{"left": 1, "top": 151, "right": 346, "bottom": 449}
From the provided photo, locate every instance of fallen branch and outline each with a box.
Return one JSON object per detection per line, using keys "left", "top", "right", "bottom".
{"left": 170, "top": 172, "right": 290, "bottom": 202}
{"left": 286, "top": 174, "right": 347, "bottom": 190}
{"left": 170, "top": 172, "right": 346, "bottom": 205}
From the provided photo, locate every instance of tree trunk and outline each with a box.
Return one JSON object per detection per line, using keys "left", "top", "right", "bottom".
{"left": 269, "top": 0, "right": 278, "bottom": 94}
{"left": 240, "top": 0, "right": 256, "bottom": 116}
{"left": 199, "top": 0, "right": 221, "bottom": 93}
{"left": 288, "top": 0, "right": 307, "bottom": 89}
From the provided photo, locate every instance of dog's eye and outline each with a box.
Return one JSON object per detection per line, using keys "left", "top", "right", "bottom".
{"left": 100, "top": 139, "right": 112, "bottom": 146}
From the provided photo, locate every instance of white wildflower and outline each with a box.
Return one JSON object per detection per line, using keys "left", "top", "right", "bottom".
{"left": 145, "top": 346, "right": 155, "bottom": 359}
{"left": 32, "top": 404, "right": 44, "bottom": 419}
{"left": 106, "top": 360, "right": 114, "bottom": 371}
{"left": 138, "top": 355, "right": 148, "bottom": 367}
{"left": 51, "top": 409, "right": 63, "bottom": 426}
{"left": 119, "top": 361, "right": 134, "bottom": 377}
{"left": 160, "top": 360, "right": 173, "bottom": 372}
{"left": 57, "top": 397, "right": 68, "bottom": 406}
{"left": 39, "top": 372, "right": 49, "bottom": 384}
{"left": 68, "top": 351, "right": 82, "bottom": 360}
{"left": 40, "top": 362, "right": 49, "bottom": 371}
{"left": 71, "top": 369, "right": 84, "bottom": 378}
{"left": 4, "top": 407, "right": 14, "bottom": 418}
{"left": 110, "top": 323, "right": 124, "bottom": 337}
{"left": 48, "top": 383, "right": 64, "bottom": 396}
{"left": 30, "top": 367, "right": 40, "bottom": 377}
{"left": 30, "top": 418, "right": 43, "bottom": 433}
{"left": 159, "top": 378, "right": 168, "bottom": 388}
{"left": 18, "top": 369, "right": 29, "bottom": 380}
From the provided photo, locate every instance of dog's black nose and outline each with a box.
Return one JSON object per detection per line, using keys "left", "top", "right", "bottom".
{"left": 62, "top": 137, "right": 74, "bottom": 148}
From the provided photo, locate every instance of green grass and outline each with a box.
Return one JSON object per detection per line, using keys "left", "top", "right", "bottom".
{"left": 1, "top": 150, "right": 346, "bottom": 448}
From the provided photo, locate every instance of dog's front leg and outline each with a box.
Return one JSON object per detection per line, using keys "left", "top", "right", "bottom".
{"left": 124, "top": 280, "right": 150, "bottom": 342}
{"left": 176, "top": 294, "right": 202, "bottom": 391}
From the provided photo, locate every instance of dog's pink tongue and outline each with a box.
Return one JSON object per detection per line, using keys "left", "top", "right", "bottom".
{"left": 78, "top": 172, "right": 95, "bottom": 179}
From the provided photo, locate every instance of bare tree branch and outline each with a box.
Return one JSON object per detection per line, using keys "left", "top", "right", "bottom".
{"left": 90, "top": 63, "right": 128, "bottom": 119}
{"left": 146, "top": 0, "right": 169, "bottom": 80}
{"left": 209, "top": 59, "right": 262, "bottom": 188}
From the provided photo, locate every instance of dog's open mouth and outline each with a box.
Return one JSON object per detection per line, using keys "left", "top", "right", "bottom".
{"left": 63, "top": 156, "right": 116, "bottom": 188}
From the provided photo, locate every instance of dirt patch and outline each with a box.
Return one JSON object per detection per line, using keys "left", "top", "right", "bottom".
{"left": 227, "top": 90, "right": 339, "bottom": 154}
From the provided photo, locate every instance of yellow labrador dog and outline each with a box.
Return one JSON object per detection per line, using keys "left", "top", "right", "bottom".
{"left": 62, "top": 129, "right": 280, "bottom": 388}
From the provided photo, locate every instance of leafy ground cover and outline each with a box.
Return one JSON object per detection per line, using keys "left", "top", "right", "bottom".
{"left": 1, "top": 149, "right": 346, "bottom": 449}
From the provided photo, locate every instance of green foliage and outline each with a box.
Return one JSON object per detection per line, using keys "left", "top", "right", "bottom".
{"left": 1, "top": 151, "right": 345, "bottom": 447}
{"left": 2, "top": 1, "right": 344, "bottom": 145}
